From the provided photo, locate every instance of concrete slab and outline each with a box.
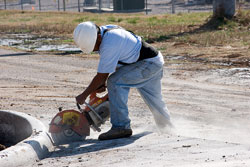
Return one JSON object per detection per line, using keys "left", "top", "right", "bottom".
{"left": 0, "top": 110, "right": 54, "bottom": 167}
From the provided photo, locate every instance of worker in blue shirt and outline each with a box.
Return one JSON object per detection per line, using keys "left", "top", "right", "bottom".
{"left": 74, "top": 21, "right": 171, "bottom": 140}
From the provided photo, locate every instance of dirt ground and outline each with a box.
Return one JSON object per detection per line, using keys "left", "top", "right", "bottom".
{"left": 0, "top": 45, "right": 250, "bottom": 167}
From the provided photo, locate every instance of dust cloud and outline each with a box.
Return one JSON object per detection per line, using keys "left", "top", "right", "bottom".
{"left": 172, "top": 116, "right": 250, "bottom": 145}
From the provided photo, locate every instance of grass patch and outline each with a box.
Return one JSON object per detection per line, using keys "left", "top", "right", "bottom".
{"left": 62, "top": 39, "right": 74, "bottom": 43}
{"left": 234, "top": 10, "right": 250, "bottom": 26}
{"left": 74, "top": 16, "right": 90, "bottom": 23}
{"left": 107, "top": 16, "right": 123, "bottom": 23}
{"left": 0, "top": 10, "right": 249, "bottom": 47}
{"left": 126, "top": 17, "right": 140, "bottom": 24}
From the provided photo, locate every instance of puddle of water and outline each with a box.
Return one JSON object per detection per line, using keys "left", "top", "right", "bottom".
{"left": 35, "top": 44, "right": 81, "bottom": 52}
{"left": 0, "top": 33, "right": 81, "bottom": 52}
{"left": 0, "top": 39, "right": 23, "bottom": 46}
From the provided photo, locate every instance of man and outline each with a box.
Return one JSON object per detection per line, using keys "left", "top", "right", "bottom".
{"left": 74, "top": 21, "right": 171, "bottom": 140}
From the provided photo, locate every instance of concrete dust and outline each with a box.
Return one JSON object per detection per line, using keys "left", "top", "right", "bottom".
{"left": 173, "top": 116, "right": 250, "bottom": 145}
{"left": 0, "top": 48, "right": 250, "bottom": 167}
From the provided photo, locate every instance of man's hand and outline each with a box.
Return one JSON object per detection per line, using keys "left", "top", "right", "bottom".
{"left": 76, "top": 73, "right": 109, "bottom": 105}
{"left": 76, "top": 93, "right": 87, "bottom": 105}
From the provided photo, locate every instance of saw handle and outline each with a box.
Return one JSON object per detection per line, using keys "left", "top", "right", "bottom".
{"left": 76, "top": 103, "right": 83, "bottom": 112}
{"left": 77, "top": 101, "right": 104, "bottom": 123}
{"left": 76, "top": 91, "right": 108, "bottom": 113}
{"left": 76, "top": 91, "right": 98, "bottom": 112}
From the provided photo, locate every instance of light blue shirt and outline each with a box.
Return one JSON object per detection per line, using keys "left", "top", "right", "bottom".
{"left": 97, "top": 25, "right": 142, "bottom": 73}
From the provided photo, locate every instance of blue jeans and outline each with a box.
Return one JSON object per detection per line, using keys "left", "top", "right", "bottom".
{"left": 107, "top": 60, "right": 171, "bottom": 129}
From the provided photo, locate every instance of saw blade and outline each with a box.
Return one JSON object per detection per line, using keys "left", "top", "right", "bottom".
{"left": 51, "top": 129, "right": 86, "bottom": 145}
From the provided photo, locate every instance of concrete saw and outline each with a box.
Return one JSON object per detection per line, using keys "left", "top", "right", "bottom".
{"left": 49, "top": 92, "right": 109, "bottom": 145}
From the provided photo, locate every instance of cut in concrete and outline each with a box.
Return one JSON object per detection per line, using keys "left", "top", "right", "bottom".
{"left": 0, "top": 110, "right": 54, "bottom": 167}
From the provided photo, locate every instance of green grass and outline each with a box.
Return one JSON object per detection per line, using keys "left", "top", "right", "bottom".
{"left": 62, "top": 39, "right": 74, "bottom": 43}
{"left": 0, "top": 10, "right": 249, "bottom": 47}
{"left": 126, "top": 17, "right": 140, "bottom": 24}
{"left": 74, "top": 16, "right": 90, "bottom": 23}
{"left": 0, "top": 10, "right": 210, "bottom": 36}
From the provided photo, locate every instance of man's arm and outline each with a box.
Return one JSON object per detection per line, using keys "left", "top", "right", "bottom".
{"left": 76, "top": 72, "right": 109, "bottom": 105}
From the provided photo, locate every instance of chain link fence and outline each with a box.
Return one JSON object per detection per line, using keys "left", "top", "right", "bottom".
{"left": 0, "top": 0, "right": 112, "bottom": 11}
{"left": 0, "top": 0, "right": 249, "bottom": 14}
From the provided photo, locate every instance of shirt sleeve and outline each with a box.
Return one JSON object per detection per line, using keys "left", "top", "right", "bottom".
{"left": 97, "top": 48, "right": 119, "bottom": 73}
{"left": 97, "top": 35, "right": 122, "bottom": 73}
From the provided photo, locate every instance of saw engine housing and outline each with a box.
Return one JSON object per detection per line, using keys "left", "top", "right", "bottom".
{"left": 49, "top": 92, "right": 109, "bottom": 145}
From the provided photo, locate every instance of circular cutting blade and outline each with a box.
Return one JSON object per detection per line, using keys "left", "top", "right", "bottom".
{"left": 51, "top": 129, "right": 86, "bottom": 145}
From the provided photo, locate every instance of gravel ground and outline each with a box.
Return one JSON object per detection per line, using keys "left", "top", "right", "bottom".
{"left": 0, "top": 48, "right": 250, "bottom": 167}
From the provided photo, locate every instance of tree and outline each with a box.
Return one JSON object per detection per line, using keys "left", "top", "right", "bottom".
{"left": 213, "top": 0, "right": 236, "bottom": 19}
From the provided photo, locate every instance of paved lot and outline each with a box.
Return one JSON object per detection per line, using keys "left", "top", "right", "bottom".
{"left": 1, "top": 48, "right": 250, "bottom": 166}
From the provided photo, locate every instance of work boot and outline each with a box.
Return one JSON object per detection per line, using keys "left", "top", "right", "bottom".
{"left": 98, "top": 128, "right": 132, "bottom": 140}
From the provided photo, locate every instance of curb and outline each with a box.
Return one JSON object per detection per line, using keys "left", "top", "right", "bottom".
{"left": 0, "top": 110, "right": 54, "bottom": 167}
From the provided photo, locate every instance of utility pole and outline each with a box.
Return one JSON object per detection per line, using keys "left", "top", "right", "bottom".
{"left": 213, "top": 0, "right": 236, "bottom": 18}
{"left": 4, "top": 0, "right": 6, "bottom": 9}
{"left": 58, "top": 0, "right": 60, "bottom": 11}
{"left": 121, "top": 0, "right": 124, "bottom": 10}
{"left": 78, "top": 0, "right": 81, "bottom": 12}
{"left": 63, "top": 0, "right": 66, "bottom": 11}
{"left": 172, "top": 0, "right": 175, "bottom": 14}
{"left": 38, "top": 0, "right": 41, "bottom": 11}
{"left": 99, "top": 0, "right": 102, "bottom": 13}
{"left": 20, "top": 0, "right": 23, "bottom": 10}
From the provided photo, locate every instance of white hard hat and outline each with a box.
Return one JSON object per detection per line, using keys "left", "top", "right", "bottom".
{"left": 73, "top": 21, "right": 97, "bottom": 53}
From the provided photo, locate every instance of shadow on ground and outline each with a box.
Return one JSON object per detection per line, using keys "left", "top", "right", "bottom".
{"left": 50, "top": 131, "right": 152, "bottom": 158}
{"left": 0, "top": 52, "right": 32, "bottom": 57}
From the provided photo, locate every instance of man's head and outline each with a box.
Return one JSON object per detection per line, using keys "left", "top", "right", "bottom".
{"left": 73, "top": 21, "right": 101, "bottom": 54}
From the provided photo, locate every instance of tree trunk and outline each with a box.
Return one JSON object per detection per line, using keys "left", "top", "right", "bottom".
{"left": 213, "top": 0, "right": 236, "bottom": 19}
